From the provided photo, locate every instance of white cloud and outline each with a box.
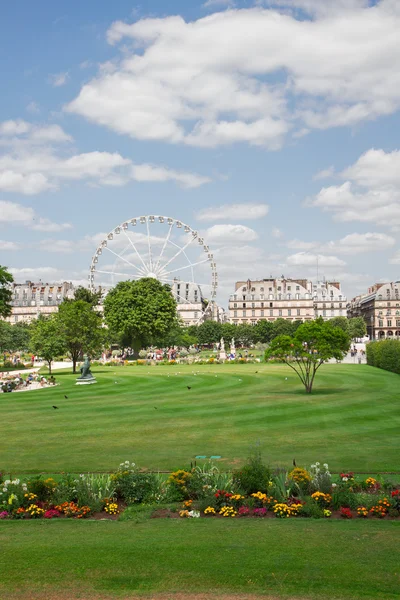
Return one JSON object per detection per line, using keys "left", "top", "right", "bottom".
{"left": 9, "top": 266, "right": 61, "bottom": 279}
{"left": 307, "top": 148, "right": 400, "bottom": 229}
{"left": 204, "top": 224, "right": 258, "bottom": 243}
{"left": 0, "top": 119, "right": 211, "bottom": 194}
{"left": 286, "top": 252, "right": 346, "bottom": 267}
{"left": 67, "top": 3, "right": 400, "bottom": 148}
{"left": 313, "top": 166, "right": 335, "bottom": 180}
{"left": 0, "top": 200, "right": 71, "bottom": 232}
{"left": 0, "top": 240, "right": 21, "bottom": 250}
{"left": 203, "top": 0, "right": 235, "bottom": 7}
{"left": 271, "top": 227, "right": 283, "bottom": 238}
{"left": 49, "top": 72, "right": 69, "bottom": 87}
{"left": 287, "top": 232, "right": 396, "bottom": 255}
{"left": 196, "top": 203, "right": 269, "bottom": 221}
{"left": 389, "top": 251, "right": 400, "bottom": 265}
{"left": 26, "top": 101, "right": 40, "bottom": 114}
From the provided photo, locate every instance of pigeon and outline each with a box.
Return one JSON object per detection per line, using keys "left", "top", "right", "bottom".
{"left": 52, "top": 406, "right": 58, "bottom": 409}
{"left": 154, "top": 407, "right": 158, "bottom": 410}
{"left": 64, "top": 395, "right": 68, "bottom": 399}
{"left": 293, "top": 458, "right": 297, "bottom": 467}
{"left": 255, "top": 371, "right": 258, "bottom": 374}
{"left": 187, "top": 386, "right": 191, "bottom": 390}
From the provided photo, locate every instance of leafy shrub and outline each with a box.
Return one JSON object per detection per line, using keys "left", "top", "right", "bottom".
{"left": 309, "top": 462, "right": 332, "bottom": 493}
{"left": 166, "top": 469, "right": 192, "bottom": 501}
{"left": 367, "top": 340, "right": 400, "bottom": 374}
{"left": 233, "top": 450, "right": 271, "bottom": 495}
{"left": 27, "top": 476, "right": 57, "bottom": 502}
{"left": 112, "top": 461, "right": 160, "bottom": 505}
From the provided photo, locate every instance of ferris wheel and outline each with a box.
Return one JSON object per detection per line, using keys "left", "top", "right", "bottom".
{"left": 88, "top": 215, "right": 218, "bottom": 323}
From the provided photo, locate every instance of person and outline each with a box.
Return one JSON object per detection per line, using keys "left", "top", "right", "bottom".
{"left": 31, "top": 355, "right": 35, "bottom": 364}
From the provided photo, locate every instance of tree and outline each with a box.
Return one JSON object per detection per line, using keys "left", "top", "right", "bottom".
{"left": 235, "top": 323, "right": 255, "bottom": 346}
{"left": 103, "top": 278, "right": 177, "bottom": 354}
{"left": 348, "top": 317, "right": 367, "bottom": 340}
{"left": 9, "top": 322, "right": 31, "bottom": 352}
{"left": 196, "top": 320, "right": 222, "bottom": 345}
{"left": 58, "top": 300, "right": 105, "bottom": 373}
{"left": 265, "top": 319, "right": 350, "bottom": 393}
{"left": 0, "top": 320, "right": 12, "bottom": 354}
{"left": 0, "top": 265, "right": 13, "bottom": 318}
{"left": 72, "top": 286, "right": 102, "bottom": 307}
{"left": 30, "top": 316, "right": 66, "bottom": 374}
{"left": 271, "top": 318, "right": 296, "bottom": 339}
{"left": 328, "top": 316, "right": 349, "bottom": 332}
{"left": 220, "top": 322, "right": 238, "bottom": 342}
{"left": 253, "top": 320, "right": 274, "bottom": 343}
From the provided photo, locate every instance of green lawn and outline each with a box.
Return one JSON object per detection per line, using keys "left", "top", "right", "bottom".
{"left": 1, "top": 363, "right": 399, "bottom": 473}
{"left": 0, "top": 519, "right": 399, "bottom": 599}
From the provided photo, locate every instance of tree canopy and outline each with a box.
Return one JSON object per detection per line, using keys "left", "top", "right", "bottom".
{"left": 348, "top": 316, "right": 367, "bottom": 339}
{"left": 103, "top": 278, "right": 177, "bottom": 353}
{"left": 265, "top": 319, "right": 350, "bottom": 393}
{"left": 58, "top": 300, "right": 105, "bottom": 373}
{"left": 30, "top": 316, "right": 66, "bottom": 374}
{"left": 0, "top": 265, "right": 13, "bottom": 318}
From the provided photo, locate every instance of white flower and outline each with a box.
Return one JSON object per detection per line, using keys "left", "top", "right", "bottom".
{"left": 79, "top": 474, "right": 85, "bottom": 478}
{"left": 332, "top": 483, "right": 337, "bottom": 488}
{"left": 315, "top": 462, "right": 320, "bottom": 467}
{"left": 188, "top": 510, "right": 200, "bottom": 518}
{"left": 4, "top": 480, "right": 10, "bottom": 485}
{"left": 2, "top": 488, "right": 7, "bottom": 492}
{"left": 342, "top": 477, "right": 348, "bottom": 482}
{"left": 323, "top": 463, "right": 329, "bottom": 469}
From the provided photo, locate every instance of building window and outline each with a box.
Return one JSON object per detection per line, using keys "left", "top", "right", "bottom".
{"left": 252, "top": 310, "right": 255, "bottom": 317}
{"left": 242, "top": 310, "right": 246, "bottom": 317}
{"left": 260, "top": 294, "right": 264, "bottom": 300}
{"left": 279, "top": 309, "right": 282, "bottom": 316}
{"left": 387, "top": 320, "right": 392, "bottom": 327}
{"left": 234, "top": 311, "right": 237, "bottom": 317}
{"left": 288, "top": 309, "right": 291, "bottom": 316}
{"left": 194, "top": 311, "right": 198, "bottom": 318}
{"left": 243, "top": 303, "right": 246, "bottom": 308}
{"left": 251, "top": 295, "right": 255, "bottom": 301}
{"left": 261, "top": 310, "right": 264, "bottom": 317}
{"left": 379, "top": 320, "right": 383, "bottom": 327}
{"left": 323, "top": 310, "right": 326, "bottom": 316}
{"left": 297, "top": 308, "right": 300, "bottom": 316}
{"left": 234, "top": 303, "right": 237, "bottom": 308}
{"left": 270, "top": 309, "right": 273, "bottom": 316}
{"left": 260, "top": 287, "right": 264, "bottom": 292}
{"left": 14, "top": 316, "right": 18, "bottom": 322}
{"left": 296, "top": 286, "right": 300, "bottom": 291}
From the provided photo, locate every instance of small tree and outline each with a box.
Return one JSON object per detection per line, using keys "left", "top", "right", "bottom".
{"left": 348, "top": 317, "right": 367, "bottom": 340}
{"left": 253, "top": 320, "right": 274, "bottom": 343}
{"left": 0, "top": 265, "right": 13, "bottom": 319}
{"left": 328, "top": 316, "right": 349, "bottom": 332}
{"left": 58, "top": 300, "right": 105, "bottom": 373}
{"left": 30, "top": 316, "right": 66, "bottom": 374}
{"left": 265, "top": 319, "right": 350, "bottom": 393}
{"left": 196, "top": 320, "right": 222, "bottom": 345}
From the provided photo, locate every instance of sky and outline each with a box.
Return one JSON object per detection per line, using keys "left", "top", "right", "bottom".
{"left": 1, "top": 0, "right": 400, "bottom": 307}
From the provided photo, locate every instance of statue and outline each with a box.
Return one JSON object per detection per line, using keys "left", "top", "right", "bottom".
{"left": 230, "top": 337, "right": 236, "bottom": 358}
{"left": 76, "top": 355, "right": 97, "bottom": 385}
{"left": 219, "top": 337, "right": 226, "bottom": 361}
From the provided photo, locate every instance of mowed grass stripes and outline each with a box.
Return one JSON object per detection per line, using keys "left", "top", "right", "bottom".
{"left": 1, "top": 364, "right": 399, "bottom": 473}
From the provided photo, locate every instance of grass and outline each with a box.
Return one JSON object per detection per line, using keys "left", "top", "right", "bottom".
{"left": 1, "top": 363, "right": 399, "bottom": 473}
{"left": 0, "top": 519, "right": 399, "bottom": 599}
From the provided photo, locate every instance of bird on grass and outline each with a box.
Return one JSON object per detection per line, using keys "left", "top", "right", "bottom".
{"left": 293, "top": 458, "right": 297, "bottom": 467}
{"left": 187, "top": 386, "right": 192, "bottom": 390}
{"left": 64, "top": 395, "right": 68, "bottom": 399}
{"left": 52, "top": 406, "right": 58, "bottom": 410}
{"left": 255, "top": 371, "right": 258, "bottom": 374}
{"left": 154, "top": 407, "right": 158, "bottom": 410}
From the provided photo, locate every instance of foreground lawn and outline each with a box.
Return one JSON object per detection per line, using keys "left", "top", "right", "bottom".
{"left": 0, "top": 519, "right": 399, "bottom": 599}
{"left": 1, "top": 363, "right": 399, "bottom": 472}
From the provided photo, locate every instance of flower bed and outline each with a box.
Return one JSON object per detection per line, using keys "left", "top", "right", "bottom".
{"left": 1, "top": 458, "right": 399, "bottom": 522}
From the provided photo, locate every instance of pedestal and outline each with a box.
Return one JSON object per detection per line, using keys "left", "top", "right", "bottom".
{"left": 76, "top": 377, "right": 97, "bottom": 385}
{"left": 219, "top": 351, "right": 227, "bottom": 361}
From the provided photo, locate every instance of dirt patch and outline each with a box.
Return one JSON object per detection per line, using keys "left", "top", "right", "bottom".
{"left": 150, "top": 508, "right": 180, "bottom": 519}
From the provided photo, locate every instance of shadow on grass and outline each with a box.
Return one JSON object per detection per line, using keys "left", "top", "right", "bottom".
{"left": 271, "top": 387, "right": 350, "bottom": 396}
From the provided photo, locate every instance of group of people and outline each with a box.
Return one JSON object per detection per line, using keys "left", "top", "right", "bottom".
{"left": 0, "top": 372, "right": 56, "bottom": 393}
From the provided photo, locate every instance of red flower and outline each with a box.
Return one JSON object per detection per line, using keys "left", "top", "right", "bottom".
{"left": 391, "top": 490, "right": 400, "bottom": 497}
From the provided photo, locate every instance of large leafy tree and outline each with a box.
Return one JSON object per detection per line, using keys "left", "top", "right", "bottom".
{"left": 30, "top": 316, "right": 66, "bottom": 374}
{"left": 9, "top": 322, "right": 31, "bottom": 352}
{"left": 58, "top": 300, "right": 105, "bottom": 373}
{"left": 328, "top": 316, "right": 349, "bottom": 332}
{"left": 0, "top": 320, "right": 12, "bottom": 354}
{"left": 103, "top": 278, "right": 177, "bottom": 353}
{"left": 196, "top": 320, "right": 222, "bottom": 345}
{"left": 265, "top": 319, "right": 350, "bottom": 393}
{"left": 0, "top": 265, "right": 13, "bottom": 318}
{"left": 253, "top": 320, "right": 274, "bottom": 343}
{"left": 72, "top": 286, "right": 102, "bottom": 307}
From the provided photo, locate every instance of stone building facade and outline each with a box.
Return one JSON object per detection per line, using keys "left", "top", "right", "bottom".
{"left": 6, "top": 281, "right": 75, "bottom": 324}
{"left": 228, "top": 278, "right": 346, "bottom": 324}
{"left": 347, "top": 281, "right": 400, "bottom": 340}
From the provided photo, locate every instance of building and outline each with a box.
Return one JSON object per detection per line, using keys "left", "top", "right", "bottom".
{"left": 228, "top": 277, "right": 346, "bottom": 324}
{"left": 6, "top": 281, "right": 75, "bottom": 324}
{"left": 347, "top": 281, "right": 400, "bottom": 340}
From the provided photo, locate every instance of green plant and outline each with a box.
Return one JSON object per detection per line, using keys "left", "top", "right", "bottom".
{"left": 232, "top": 450, "right": 271, "bottom": 495}
{"left": 309, "top": 462, "right": 332, "bottom": 493}
{"left": 112, "top": 461, "right": 160, "bottom": 505}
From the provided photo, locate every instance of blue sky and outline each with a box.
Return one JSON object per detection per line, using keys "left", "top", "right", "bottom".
{"left": 1, "top": 0, "right": 399, "bottom": 306}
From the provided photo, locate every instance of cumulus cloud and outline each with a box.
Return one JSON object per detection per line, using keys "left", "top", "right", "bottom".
{"left": 204, "top": 224, "right": 258, "bottom": 243}
{"left": 287, "top": 232, "right": 396, "bottom": 254}
{"left": 196, "top": 203, "right": 269, "bottom": 221}
{"left": 203, "top": 0, "right": 235, "bottom": 7}
{"left": 286, "top": 252, "right": 346, "bottom": 267}
{"left": 271, "top": 227, "right": 283, "bottom": 238}
{"left": 389, "top": 251, "right": 400, "bottom": 265}
{"left": 0, "top": 240, "right": 21, "bottom": 250}
{"left": 49, "top": 71, "right": 69, "bottom": 87}
{"left": 67, "top": 2, "right": 400, "bottom": 148}
{"left": 0, "top": 200, "right": 71, "bottom": 232}
{"left": 0, "top": 119, "right": 211, "bottom": 194}
{"left": 307, "top": 148, "right": 400, "bottom": 229}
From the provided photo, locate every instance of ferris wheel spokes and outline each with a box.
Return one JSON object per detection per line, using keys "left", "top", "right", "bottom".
{"left": 154, "top": 221, "right": 174, "bottom": 273}
{"left": 121, "top": 229, "right": 149, "bottom": 273}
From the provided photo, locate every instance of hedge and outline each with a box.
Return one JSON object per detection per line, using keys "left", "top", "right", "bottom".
{"left": 366, "top": 340, "right": 400, "bottom": 374}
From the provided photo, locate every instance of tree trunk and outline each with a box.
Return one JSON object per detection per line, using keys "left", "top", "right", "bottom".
{"left": 72, "top": 358, "right": 77, "bottom": 374}
{"left": 305, "top": 383, "right": 313, "bottom": 393}
{"left": 47, "top": 360, "right": 52, "bottom": 375}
